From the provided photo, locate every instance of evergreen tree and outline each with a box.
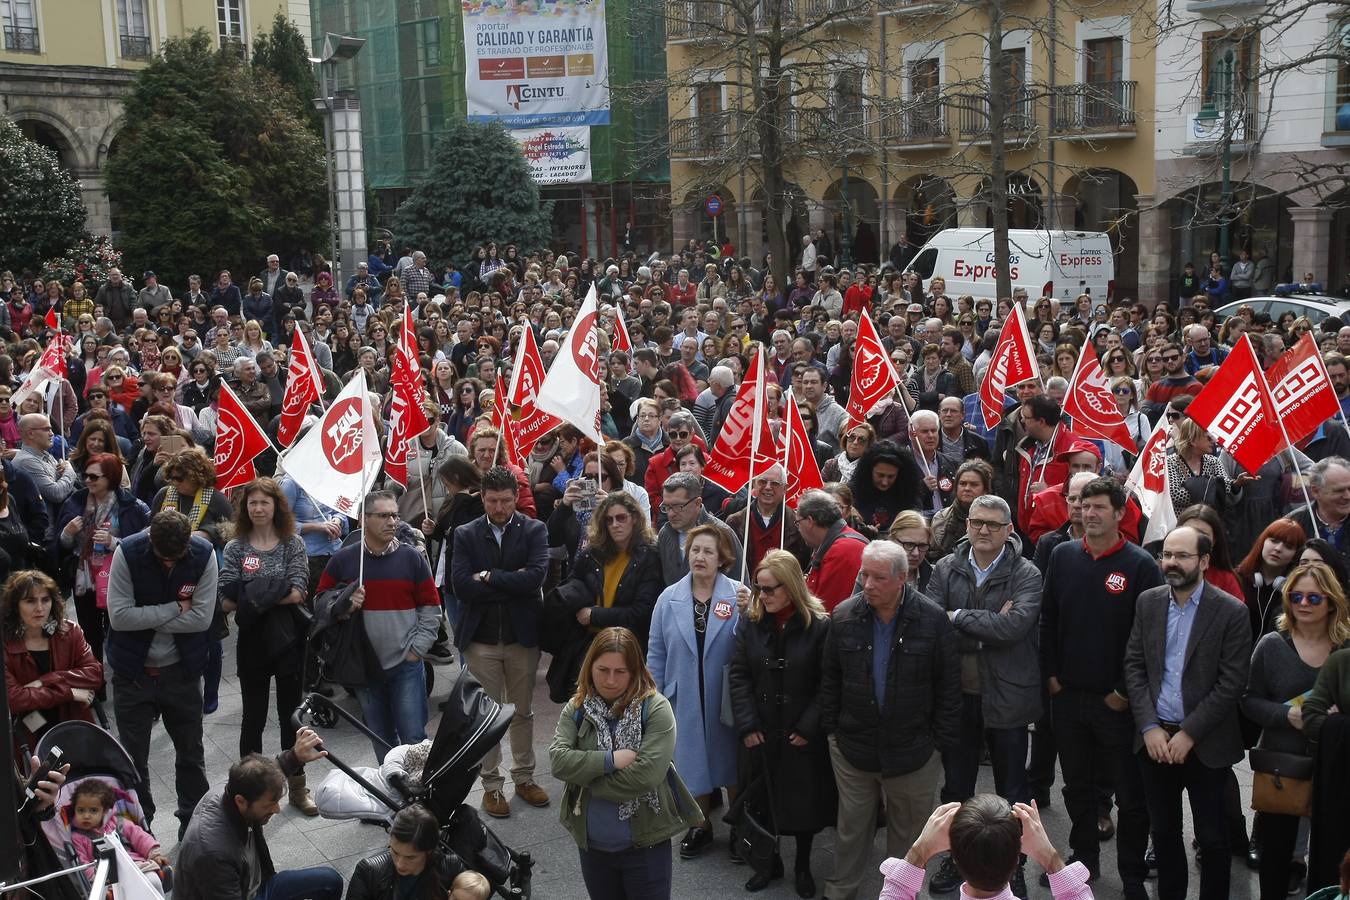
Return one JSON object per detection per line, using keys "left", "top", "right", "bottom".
{"left": 105, "top": 30, "right": 327, "bottom": 287}
{"left": 393, "top": 122, "right": 553, "bottom": 270}
{"left": 251, "top": 13, "right": 323, "bottom": 135}
{"left": 0, "top": 119, "right": 87, "bottom": 272}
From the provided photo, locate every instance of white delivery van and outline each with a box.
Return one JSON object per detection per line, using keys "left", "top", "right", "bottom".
{"left": 906, "top": 228, "right": 1115, "bottom": 303}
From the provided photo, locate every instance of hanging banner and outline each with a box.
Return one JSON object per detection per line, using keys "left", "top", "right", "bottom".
{"left": 511, "top": 126, "right": 592, "bottom": 185}
{"left": 463, "top": 0, "right": 611, "bottom": 127}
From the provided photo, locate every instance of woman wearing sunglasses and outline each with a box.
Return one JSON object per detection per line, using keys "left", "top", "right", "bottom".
{"left": 1246, "top": 562, "right": 1350, "bottom": 899}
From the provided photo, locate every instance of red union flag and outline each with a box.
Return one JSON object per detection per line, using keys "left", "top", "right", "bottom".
{"left": 705, "top": 349, "right": 781, "bottom": 494}
{"left": 536, "top": 285, "right": 603, "bottom": 443}
{"left": 383, "top": 305, "right": 431, "bottom": 486}
{"left": 508, "top": 323, "right": 564, "bottom": 458}
{"left": 281, "top": 369, "right": 381, "bottom": 516}
{"left": 980, "top": 302, "right": 1039, "bottom": 428}
{"left": 45, "top": 307, "right": 59, "bottom": 332}
{"left": 277, "top": 324, "right": 325, "bottom": 448}
{"left": 38, "top": 335, "right": 66, "bottom": 378}
{"left": 1264, "top": 332, "right": 1340, "bottom": 448}
{"left": 782, "top": 390, "right": 823, "bottom": 507}
{"left": 1187, "top": 334, "right": 1283, "bottom": 474}
{"left": 846, "top": 309, "right": 901, "bottom": 430}
{"left": 1126, "top": 416, "right": 1177, "bottom": 544}
{"left": 492, "top": 373, "right": 522, "bottom": 468}
{"left": 214, "top": 381, "right": 273, "bottom": 490}
{"left": 1063, "top": 342, "right": 1135, "bottom": 449}
{"left": 610, "top": 303, "right": 633, "bottom": 363}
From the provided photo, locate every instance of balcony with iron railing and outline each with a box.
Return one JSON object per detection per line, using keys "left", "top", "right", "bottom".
{"left": 3, "top": 25, "right": 39, "bottom": 52}
{"left": 880, "top": 96, "right": 950, "bottom": 147}
{"left": 1049, "top": 80, "right": 1136, "bottom": 138}
{"left": 800, "top": 0, "right": 871, "bottom": 24}
{"left": 796, "top": 106, "right": 876, "bottom": 148}
{"left": 120, "top": 33, "right": 151, "bottom": 59}
{"left": 665, "top": 0, "right": 728, "bottom": 42}
{"left": 954, "top": 89, "right": 1037, "bottom": 141}
{"left": 670, "top": 112, "right": 734, "bottom": 158}
{"left": 876, "top": 0, "right": 946, "bottom": 15}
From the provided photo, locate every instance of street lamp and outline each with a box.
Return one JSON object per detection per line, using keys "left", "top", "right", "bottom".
{"left": 1197, "top": 46, "right": 1237, "bottom": 268}
{"left": 313, "top": 32, "right": 367, "bottom": 291}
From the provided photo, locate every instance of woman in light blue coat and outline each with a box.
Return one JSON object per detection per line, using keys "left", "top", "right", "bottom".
{"left": 646, "top": 522, "right": 742, "bottom": 861}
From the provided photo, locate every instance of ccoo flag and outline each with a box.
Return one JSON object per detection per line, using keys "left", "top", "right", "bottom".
{"left": 1063, "top": 341, "right": 1135, "bottom": 449}
{"left": 704, "top": 348, "right": 780, "bottom": 495}
{"left": 979, "top": 302, "right": 1040, "bottom": 428}
{"left": 1187, "top": 334, "right": 1283, "bottom": 474}
{"left": 535, "top": 285, "right": 604, "bottom": 443}
{"left": 214, "top": 380, "right": 274, "bottom": 490}
{"left": 280, "top": 369, "right": 381, "bottom": 517}
{"left": 1263, "top": 332, "right": 1340, "bottom": 449}
{"left": 846, "top": 309, "right": 901, "bottom": 431}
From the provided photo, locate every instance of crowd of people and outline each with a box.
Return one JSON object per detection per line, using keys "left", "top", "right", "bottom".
{"left": 5, "top": 235, "right": 1350, "bottom": 900}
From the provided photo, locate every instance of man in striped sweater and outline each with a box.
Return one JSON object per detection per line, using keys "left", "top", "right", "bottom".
{"left": 316, "top": 491, "right": 440, "bottom": 761}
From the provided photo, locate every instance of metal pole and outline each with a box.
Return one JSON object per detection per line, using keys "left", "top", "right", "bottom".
{"left": 1217, "top": 48, "right": 1236, "bottom": 270}
{"left": 0, "top": 641, "right": 16, "bottom": 883}
{"left": 841, "top": 164, "right": 853, "bottom": 267}
{"left": 321, "top": 61, "right": 339, "bottom": 290}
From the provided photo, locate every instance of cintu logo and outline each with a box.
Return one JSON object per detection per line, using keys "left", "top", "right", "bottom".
{"left": 506, "top": 83, "right": 567, "bottom": 109}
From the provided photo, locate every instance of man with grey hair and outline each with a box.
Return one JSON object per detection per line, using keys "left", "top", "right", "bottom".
{"left": 820, "top": 538, "right": 960, "bottom": 900}
{"left": 726, "top": 463, "right": 809, "bottom": 573}
{"left": 14, "top": 412, "right": 78, "bottom": 542}
{"left": 795, "top": 488, "right": 867, "bottom": 611}
{"left": 706, "top": 365, "right": 737, "bottom": 440}
{"left": 402, "top": 250, "right": 433, "bottom": 297}
{"left": 925, "top": 493, "right": 1042, "bottom": 895}
{"left": 644, "top": 408, "right": 703, "bottom": 513}
{"left": 1289, "top": 455, "right": 1350, "bottom": 568}
{"left": 95, "top": 267, "right": 136, "bottom": 331}
{"left": 656, "top": 471, "right": 743, "bottom": 583}
{"left": 259, "top": 253, "right": 289, "bottom": 298}
{"left": 232, "top": 355, "right": 272, "bottom": 427}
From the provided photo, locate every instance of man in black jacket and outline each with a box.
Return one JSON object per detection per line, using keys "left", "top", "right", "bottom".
{"left": 819, "top": 540, "right": 960, "bottom": 900}
{"left": 176, "top": 728, "right": 341, "bottom": 900}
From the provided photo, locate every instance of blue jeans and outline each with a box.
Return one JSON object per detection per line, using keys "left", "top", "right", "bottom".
{"left": 256, "top": 866, "right": 343, "bottom": 900}
{"left": 578, "top": 841, "right": 673, "bottom": 900}
{"left": 939, "top": 693, "right": 1030, "bottom": 805}
{"left": 355, "top": 658, "right": 428, "bottom": 763}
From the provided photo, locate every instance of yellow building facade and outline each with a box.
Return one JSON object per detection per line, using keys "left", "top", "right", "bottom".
{"left": 665, "top": 0, "right": 1157, "bottom": 300}
{"left": 0, "top": 0, "right": 310, "bottom": 234}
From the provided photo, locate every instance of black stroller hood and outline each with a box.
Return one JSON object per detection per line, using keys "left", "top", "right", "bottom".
{"left": 421, "top": 665, "right": 514, "bottom": 820}
{"left": 34, "top": 720, "right": 139, "bottom": 786}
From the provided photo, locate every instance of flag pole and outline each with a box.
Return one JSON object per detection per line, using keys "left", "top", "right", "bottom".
{"left": 1338, "top": 407, "right": 1350, "bottom": 442}
{"left": 1271, "top": 416, "right": 1315, "bottom": 512}
{"left": 358, "top": 373, "right": 369, "bottom": 589}
{"left": 740, "top": 348, "right": 765, "bottom": 585}
{"left": 780, "top": 391, "right": 791, "bottom": 548}
{"left": 1028, "top": 420, "right": 1060, "bottom": 505}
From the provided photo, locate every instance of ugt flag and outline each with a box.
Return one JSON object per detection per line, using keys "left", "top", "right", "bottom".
{"left": 782, "top": 390, "right": 823, "bottom": 508}
{"left": 214, "top": 380, "right": 273, "bottom": 490}
{"left": 280, "top": 369, "right": 381, "bottom": 517}
{"left": 277, "top": 324, "right": 326, "bottom": 448}
{"left": 846, "top": 309, "right": 900, "bottom": 430}
{"left": 979, "top": 301, "right": 1039, "bottom": 428}
{"left": 536, "top": 285, "right": 604, "bottom": 443}
{"left": 1187, "top": 334, "right": 1283, "bottom": 474}
{"left": 1063, "top": 341, "right": 1135, "bottom": 449}
{"left": 508, "top": 323, "right": 564, "bottom": 458}
{"left": 384, "top": 304, "right": 431, "bottom": 486}
{"left": 704, "top": 348, "right": 780, "bottom": 495}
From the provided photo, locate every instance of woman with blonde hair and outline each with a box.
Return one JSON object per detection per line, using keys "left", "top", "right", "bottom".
{"left": 1167, "top": 416, "right": 1255, "bottom": 516}
{"left": 550, "top": 626, "right": 702, "bottom": 900}
{"left": 1244, "top": 561, "right": 1350, "bottom": 899}
{"left": 888, "top": 509, "right": 934, "bottom": 593}
{"left": 729, "top": 550, "right": 835, "bottom": 895}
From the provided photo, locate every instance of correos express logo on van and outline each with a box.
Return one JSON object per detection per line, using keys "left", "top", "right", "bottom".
{"left": 1059, "top": 250, "right": 1105, "bottom": 267}
{"left": 953, "top": 253, "right": 1019, "bottom": 281}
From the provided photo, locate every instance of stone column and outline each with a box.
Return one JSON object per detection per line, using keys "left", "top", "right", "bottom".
{"left": 740, "top": 200, "right": 765, "bottom": 265}
{"left": 78, "top": 170, "right": 112, "bottom": 237}
{"left": 1048, "top": 195, "right": 1078, "bottom": 231}
{"left": 1134, "top": 193, "right": 1171, "bottom": 310}
{"left": 1290, "top": 206, "right": 1334, "bottom": 285}
{"left": 957, "top": 196, "right": 989, "bottom": 227}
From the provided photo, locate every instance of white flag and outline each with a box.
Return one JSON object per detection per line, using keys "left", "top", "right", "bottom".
{"left": 11, "top": 365, "right": 59, "bottom": 411}
{"left": 535, "top": 284, "right": 603, "bottom": 443}
{"left": 279, "top": 369, "right": 381, "bottom": 517}
{"left": 1125, "top": 416, "right": 1176, "bottom": 545}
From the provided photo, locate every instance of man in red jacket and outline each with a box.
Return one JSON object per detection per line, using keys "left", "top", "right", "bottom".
{"left": 642, "top": 409, "right": 704, "bottom": 520}
{"left": 1013, "top": 396, "right": 1081, "bottom": 532}
{"left": 1026, "top": 439, "right": 1144, "bottom": 545}
{"left": 796, "top": 489, "right": 869, "bottom": 612}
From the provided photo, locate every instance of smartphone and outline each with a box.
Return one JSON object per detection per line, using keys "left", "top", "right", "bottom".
{"left": 159, "top": 434, "right": 187, "bottom": 456}
{"left": 22, "top": 745, "right": 63, "bottom": 810}
{"left": 577, "top": 477, "right": 598, "bottom": 512}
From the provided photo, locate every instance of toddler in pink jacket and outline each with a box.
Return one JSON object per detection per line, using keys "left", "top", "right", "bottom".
{"left": 68, "top": 780, "right": 169, "bottom": 875}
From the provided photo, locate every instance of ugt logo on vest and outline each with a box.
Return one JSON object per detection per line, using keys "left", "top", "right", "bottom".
{"left": 1105, "top": 572, "right": 1128, "bottom": 594}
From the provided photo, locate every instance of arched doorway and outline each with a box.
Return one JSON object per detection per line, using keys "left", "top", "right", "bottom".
{"left": 981, "top": 173, "right": 1044, "bottom": 229}
{"left": 1065, "top": 169, "right": 1141, "bottom": 300}
{"left": 1328, "top": 188, "right": 1350, "bottom": 294}
{"left": 895, "top": 175, "right": 957, "bottom": 246}
{"left": 1161, "top": 182, "right": 1294, "bottom": 288}
{"left": 823, "top": 177, "right": 880, "bottom": 266}
{"left": 754, "top": 182, "right": 809, "bottom": 270}
{"left": 13, "top": 118, "right": 78, "bottom": 170}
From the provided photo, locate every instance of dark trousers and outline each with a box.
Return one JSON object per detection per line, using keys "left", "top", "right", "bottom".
{"left": 112, "top": 665, "right": 209, "bottom": 832}
{"left": 1255, "top": 811, "right": 1300, "bottom": 900}
{"left": 578, "top": 841, "right": 673, "bottom": 900}
{"left": 238, "top": 667, "right": 303, "bottom": 758}
{"left": 940, "top": 693, "right": 1029, "bottom": 804}
{"left": 1137, "top": 750, "right": 1231, "bottom": 900}
{"left": 1053, "top": 690, "right": 1148, "bottom": 889}
{"left": 73, "top": 590, "right": 107, "bottom": 662}
{"left": 255, "top": 866, "right": 343, "bottom": 900}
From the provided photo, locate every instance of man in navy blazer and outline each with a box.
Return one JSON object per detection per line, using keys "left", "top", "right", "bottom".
{"left": 451, "top": 465, "right": 550, "bottom": 819}
{"left": 1123, "top": 525, "right": 1251, "bottom": 900}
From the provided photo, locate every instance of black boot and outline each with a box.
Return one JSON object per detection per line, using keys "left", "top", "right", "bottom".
{"left": 745, "top": 857, "right": 783, "bottom": 891}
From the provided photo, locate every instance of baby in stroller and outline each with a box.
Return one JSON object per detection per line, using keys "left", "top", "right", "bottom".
{"left": 68, "top": 780, "right": 171, "bottom": 883}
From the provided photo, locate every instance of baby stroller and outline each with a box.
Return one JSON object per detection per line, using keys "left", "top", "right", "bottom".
{"left": 292, "top": 666, "right": 533, "bottom": 900}
{"left": 33, "top": 720, "right": 173, "bottom": 897}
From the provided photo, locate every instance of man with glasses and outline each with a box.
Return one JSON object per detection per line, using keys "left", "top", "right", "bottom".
{"left": 926, "top": 495, "right": 1043, "bottom": 897}
{"left": 643, "top": 410, "right": 703, "bottom": 517}
{"left": 14, "top": 413, "right": 79, "bottom": 543}
{"left": 1124, "top": 525, "right": 1250, "bottom": 900}
{"left": 794, "top": 489, "right": 867, "bottom": 612}
{"left": 450, "top": 469, "right": 550, "bottom": 818}
{"left": 1143, "top": 342, "right": 1201, "bottom": 423}
{"left": 104, "top": 509, "right": 217, "bottom": 836}
{"left": 726, "top": 464, "right": 809, "bottom": 573}
{"left": 656, "top": 471, "right": 743, "bottom": 584}
{"left": 1041, "top": 478, "right": 1162, "bottom": 899}
{"left": 1183, "top": 324, "right": 1226, "bottom": 377}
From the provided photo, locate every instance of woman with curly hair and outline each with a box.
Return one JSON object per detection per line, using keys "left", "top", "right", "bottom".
{"left": 3, "top": 570, "right": 102, "bottom": 747}
{"left": 847, "top": 440, "right": 924, "bottom": 531}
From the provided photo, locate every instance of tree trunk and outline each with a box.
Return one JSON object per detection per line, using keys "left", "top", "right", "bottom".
{"left": 987, "top": 0, "right": 1014, "bottom": 302}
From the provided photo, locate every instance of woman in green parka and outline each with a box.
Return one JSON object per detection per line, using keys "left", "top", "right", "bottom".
{"left": 549, "top": 626, "right": 703, "bottom": 900}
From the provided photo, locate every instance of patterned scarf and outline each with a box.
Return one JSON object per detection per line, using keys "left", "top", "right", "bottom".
{"left": 162, "top": 485, "right": 213, "bottom": 529}
{"left": 581, "top": 694, "right": 660, "bottom": 821}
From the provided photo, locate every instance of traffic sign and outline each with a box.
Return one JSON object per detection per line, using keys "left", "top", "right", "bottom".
{"left": 705, "top": 194, "right": 724, "bottom": 218}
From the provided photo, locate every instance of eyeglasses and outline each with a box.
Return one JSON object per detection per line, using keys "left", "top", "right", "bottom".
{"left": 756, "top": 581, "right": 783, "bottom": 594}
{"left": 669, "top": 430, "right": 691, "bottom": 439}
{"left": 968, "top": 518, "right": 1009, "bottom": 533}
{"left": 106, "top": 375, "right": 123, "bottom": 382}
{"left": 1161, "top": 354, "right": 1181, "bottom": 362}
{"left": 1166, "top": 411, "right": 1182, "bottom": 421}
{"left": 604, "top": 513, "right": 632, "bottom": 524}
{"left": 897, "top": 540, "right": 930, "bottom": 553}
{"left": 1159, "top": 551, "right": 1199, "bottom": 561}
{"left": 659, "top": 497, "right": 697, "bottom": 514}
{"left": 845, "top": 433, "right": 870, "bottom": 444}
{"left": 1112, "top": 386, "right": 1134, "bottom": 396}
{"left": 1290, "top": 592, "right": 1326, "bottom": 606}
{"left": 83, "top": 471, "right": 104, "bottom": 481}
